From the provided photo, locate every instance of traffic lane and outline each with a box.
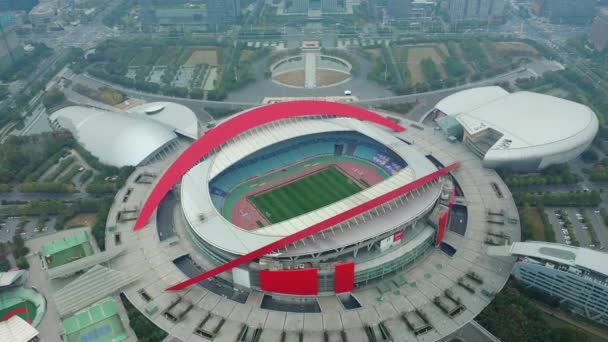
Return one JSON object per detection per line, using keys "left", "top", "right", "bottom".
{"left": 566, "top": 208, "right": 591, "bottom": 247}
{"left": 545, "top": 208, "right": 566, "bottom": 244}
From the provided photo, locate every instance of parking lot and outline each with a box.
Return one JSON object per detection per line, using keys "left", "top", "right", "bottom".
{"left": 0, "top": 216, "right": 58, "bottom": 243}
{"left": 545, "top": 207, "right": 607, "bottom": 250}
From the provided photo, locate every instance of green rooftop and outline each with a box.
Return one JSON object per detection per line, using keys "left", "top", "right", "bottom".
{"left": 42, "top": 231, "right": 89, "bottom": 256}
{"left": 62, "top": 298, "right": 127, "bottom": 342}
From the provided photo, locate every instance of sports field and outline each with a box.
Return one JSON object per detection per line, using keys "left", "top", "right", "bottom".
{"left": 249, "top": 166, "right": 362, "bottom": 224}
{"left": 47, "top": 243, "right": 92, "bottom": 269}
{"left": 0, "top": 299, "right": 37, "bottom": 323}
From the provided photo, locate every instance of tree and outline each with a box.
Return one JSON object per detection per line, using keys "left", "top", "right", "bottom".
{"left": 16, "top": 256, "right": 29, "bottom": 270}
{"left": 0, "top": 85, "right": 8, "bottom": 101}
{"left": 580, "top": 149, "right": 599, "bottom": 164}
{"left": 0, "top": 257, "right": 10, "bottom": 272}
{"left": 42, "top": 89, "right": 66, "bottom": 109}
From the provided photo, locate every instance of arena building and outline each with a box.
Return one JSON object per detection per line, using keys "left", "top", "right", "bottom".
{"left": 99, "top": 100, "right": 520, "bottom": 341}
{"left": 432, "top": 86, "right": 599, "bottom": 172}
{"left": 489, "top": 242, "right": 608, "bottom": 326}
{"left": 49, "top": 103, "right": 198, "bottom": 167}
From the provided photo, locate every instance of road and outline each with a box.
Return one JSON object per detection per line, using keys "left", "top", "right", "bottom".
{"left": 72, "top": 59, "right": 558, "bottom": 124}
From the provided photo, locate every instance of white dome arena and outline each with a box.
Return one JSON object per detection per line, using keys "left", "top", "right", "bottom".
{"left": 434, "top": 86, "right": 599, "bottom": 171}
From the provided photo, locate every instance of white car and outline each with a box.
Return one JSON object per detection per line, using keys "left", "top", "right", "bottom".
{"left": 344, "top": 90, "right": 352, "bottom": 96}
{"left": 566, "top": 241, "right": 571, "bottom": 245}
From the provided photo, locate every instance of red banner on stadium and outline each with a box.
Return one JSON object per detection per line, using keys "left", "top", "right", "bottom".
{"left": 393, "top": 230, "right": 404, "bottom": 243}
{"left": 260, "top": 268, "right": 318, "bottom": 295}
{"left": 335, "top": 262, "right": 355, "bottom": 293}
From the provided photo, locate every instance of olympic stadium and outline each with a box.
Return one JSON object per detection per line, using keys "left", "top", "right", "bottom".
{"left": 64, "top": 99, "right": 519, "bottom": 341}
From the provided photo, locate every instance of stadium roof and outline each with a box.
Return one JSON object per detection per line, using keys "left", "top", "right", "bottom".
{"left": 41, "top": 231, "right": 88, "bottom": 256}
{"left": 54, "top": 265, "right": 139, "bottom": 317}
{"left": 128, "top": 101, "right": 199, "bottom": 139}
{"left": 0, "top": 316, "right": 38, "bottom": 342}
{"left": 435, "top": 87, "right": 598, "bottom": 155}
{"left": 134, "top": 100, "right": 405, "bottom": 230}
{"left": 50, "top": 106, "right": 178, "bottom": 167}
{"left": 0, "top": 270, "right": 26, "bottom": 287}
{"left": 488, "top": 241, "right": 608, "bottom": 276}
{"left": 48, "top": 248, "right": 125, "bottom": 279}
{"left": 182, "top": 116, "right": 439, "bottom": 256}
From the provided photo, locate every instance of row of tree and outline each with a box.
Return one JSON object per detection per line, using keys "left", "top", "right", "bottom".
{"left": 477, "top": 284, "right": 591, "bottom": 342}
{"left": 514, "top": 191, "right": 601, "bottom": 207}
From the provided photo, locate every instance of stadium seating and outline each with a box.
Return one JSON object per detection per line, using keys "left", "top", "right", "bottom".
{"left": 209, "top": 132, "right": 407, "bottom": 199}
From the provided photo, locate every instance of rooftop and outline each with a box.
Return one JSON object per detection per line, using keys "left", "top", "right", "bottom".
{"left": 0, "top": 270, "right": 26, "bottom": 287}
{"left": 435, "top": 87, "right": 598, "bottom": 151}
{"left": 0, "top": 316, "right": 38, "bottom": 342}
{"left": 182, "top": 117, "right": 439, "bottom": 256}
{"left": 488, "top": 241, "right": 608, "bottom": 277}
{"left": 127, "top": 101, "right": 199, "bottom": 140}
{"left": 50, "top": 106, "right": 178, "bottom": 167}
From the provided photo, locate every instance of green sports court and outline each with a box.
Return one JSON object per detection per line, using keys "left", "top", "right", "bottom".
{"left": 62, "top": 297, "right": 127, "bottom": 342}
{"left": 41, "top": 231, "right": 94, "bottom": 269}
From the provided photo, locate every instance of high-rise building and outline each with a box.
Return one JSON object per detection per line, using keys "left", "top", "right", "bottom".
{"left": 207, "top": 0, "right": 240, "bottom": 24}
{"left": 533, "top": 0, "right": 596, "bottom": 23}
{"left": 287, "top": 0, "right": 310, "bottom": 13}
{"left": 490, "top": 0, "right": 505, "bottom": 16}
{"left": 448, "top": 0, "right": 504, "bottom": 20}
{"left": 478, "top": 0, "right": 492, "bottom": 17}
{"left": 321, "top": 0, "right": 339, "bottom": 12}
{"left": 589, "top": 8, "right": 608, "bottom": 51}
{"left": 449, "top": 0, "right": 467, "bottom": 19}
{"left": 466, "top": 0, "right": 478, "bottom": 18}
{"left": 387, "top": 0, "right": 413, "bottom": 18}
{"left": 490, "top": 242, "right": 608, "bottom": 327}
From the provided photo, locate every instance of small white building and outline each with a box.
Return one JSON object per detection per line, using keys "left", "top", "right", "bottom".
{"left": 0, "top": 316, "right": 39, "bottom": 342}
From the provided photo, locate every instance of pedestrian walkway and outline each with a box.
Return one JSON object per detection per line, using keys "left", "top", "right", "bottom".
{"left": 304, "top": 52, "right": 317, "bottom": 88}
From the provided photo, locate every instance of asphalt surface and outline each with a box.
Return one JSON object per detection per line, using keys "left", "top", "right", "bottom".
{"left": 449, "top": 205, "right": 468, "bottom": 236}
{"left": 260, "top": 294, "right": 322, "bottom": 313}
{"left": 172, "top": 255, "right": 250, "bottom": 304}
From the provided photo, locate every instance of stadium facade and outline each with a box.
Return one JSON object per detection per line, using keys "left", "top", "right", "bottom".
{"left": 432, "top": 86, "right": 598, "bottom": 172}
{"left": 100, "top": 100, "right": 520, "bottom": 340}
{"left": 180, "top": 113, "right": 454, "bottom": 294}
{"left": 489, "top": 242, "right": 608, "bottom": 326}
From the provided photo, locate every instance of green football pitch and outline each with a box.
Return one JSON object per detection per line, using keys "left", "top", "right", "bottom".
{"left": 249, "top": 166, "right": 362, "bottom": 224}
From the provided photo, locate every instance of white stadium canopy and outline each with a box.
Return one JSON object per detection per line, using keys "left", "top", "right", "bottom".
{"left": 435, "top": 86, "right": 599, "bottom": 170}
{"left": 51, "top": 106, "right": 178, "bottom": 167}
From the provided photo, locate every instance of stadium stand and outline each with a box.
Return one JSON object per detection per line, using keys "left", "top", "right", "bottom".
{"left": 209, "top": 131, "right": 407, "bottom": 206}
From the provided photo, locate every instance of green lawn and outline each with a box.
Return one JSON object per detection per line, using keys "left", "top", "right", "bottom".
{"left": 47, "top": 243, "right": 92, "bottom": 269}
{"left": 249, "top": 167, "right": 361, "bottom": 224}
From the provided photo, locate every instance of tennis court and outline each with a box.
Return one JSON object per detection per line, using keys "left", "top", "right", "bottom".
{"left": 63, "top": 298, "right": 127, "bottom": 342}
{"left": 249, "top": 166, "right": 362, "bottom": 223}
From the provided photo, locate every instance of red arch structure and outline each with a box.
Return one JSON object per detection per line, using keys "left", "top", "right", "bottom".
{"left": 166, "top": 162, "right": 460, "bottom": 291}
{"left": 133, "top": 100, "right": 405, "bottom": 230}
